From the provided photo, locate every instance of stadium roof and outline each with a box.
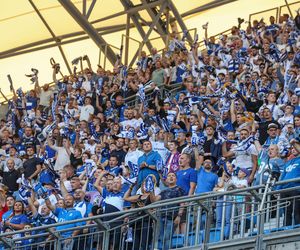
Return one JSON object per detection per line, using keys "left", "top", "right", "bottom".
{"left": 0, "top": 0, "right": 299, "bottom": 101}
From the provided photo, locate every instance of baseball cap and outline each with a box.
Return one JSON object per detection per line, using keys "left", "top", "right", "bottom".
{"left": 267, "top": 123, "right": 279, "bottom": 130}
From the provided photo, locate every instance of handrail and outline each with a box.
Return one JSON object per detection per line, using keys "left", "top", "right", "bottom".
{"left": 0, "top": 177, "right": 299, "bottom": 239}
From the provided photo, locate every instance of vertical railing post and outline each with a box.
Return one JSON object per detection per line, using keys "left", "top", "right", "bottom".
{"left": 195, "top": 205, "right": 202, "bottom": 245}
{"left": 240, "top": 201, "right": 246, "bottom": 238}
{"left": 102, "top": 230, "right": 110, "bottom": 250}
{"left": 250, "top": 197, "right": 255, "bottom": 234}
{"left": 202, "top": 200, "right": 212, "bottom": 250}
{"left": 276, "top": 194, "right": 281, "bottom": 228}
{"left": 220, "top": 195, "right": 226, "bottom": 241}
{"left": 229, "top": 199, "right": 236, "bottom": 240}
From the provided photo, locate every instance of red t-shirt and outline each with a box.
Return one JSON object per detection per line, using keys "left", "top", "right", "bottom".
{"left": 0, "top": 204, "right": 8, "bottom": 222}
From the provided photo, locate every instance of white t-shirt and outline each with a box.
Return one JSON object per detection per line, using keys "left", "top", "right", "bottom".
{"left": 79, "top": 105, "right": 94, "bottom": 121}
{"left": 124, "top": 149, "right": 144, "bottom": 167}
{"left": 235, "top": 144, "right": 258, "bottom": 171}
{"left": 84, "top": 143, "right": 96, "bottom": 154}
{"left": 37, "top": 194, "right": 59, "bottom": 214}
{"left": 231, "top": 176, "right": 248, "bottom": 188}
{"left": 121, "top": 118, "right": 143, "bottom": 129}
{"left": 82, "top": 81, "right": 92, "bottom": 93}
{"left": 151, "top": 140, "right": 170, "bottom": 163}
{"left": 52, "top": 146, "right": 70, "bottom": 171}
{"left": 259, "top": 104, "right": 283, "bottom": 121}
{"left": 39, "top": 89, "right": 52, "bottom": 107}
{"left": 278, "top": 115, "right": 294, "bottom": 127}
{"left": 65, "top": 106, "right": 79, "bottom": 119}
{"left": 136, "top": 186, "right": 161, "bottom": 196}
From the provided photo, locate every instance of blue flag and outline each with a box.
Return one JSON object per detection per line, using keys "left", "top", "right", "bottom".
{"left": 145, "top": 175, "right": 154, "bottom": 193}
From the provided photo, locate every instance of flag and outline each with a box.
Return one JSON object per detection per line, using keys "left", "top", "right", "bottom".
{"left": 7, "top": 75, "right": 13, "bottom": 92}
{"left": 16, "top": 88, "right": 23, "bottom": 98}
{"left": 96, "top": 77, "right": 103, "bottom": 95}
{"left": 128, "top": 161, "right": 139, "bottom": 178}
{"left": 137, "top": 122, "right": 149, "bottom": 140}
{"left": 144, "top": 175, "right": 154, "bottom": 193}
{"left": 137, "top": 84, "right": 145, "bottom": 103}
{"left": 85, "top": 159, "right": 97, "bottom": 179}
{"left": 121, "top": 65, "right": 128, "bottom": 80}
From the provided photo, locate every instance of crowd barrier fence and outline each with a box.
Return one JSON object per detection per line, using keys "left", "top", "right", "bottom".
{"left": 0, "top": 177, "right": 300, "bottom": 250}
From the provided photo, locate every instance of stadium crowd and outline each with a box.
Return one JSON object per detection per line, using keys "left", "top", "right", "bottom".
{"left": 0, "top": 11, "right": 300, "bottom": 250}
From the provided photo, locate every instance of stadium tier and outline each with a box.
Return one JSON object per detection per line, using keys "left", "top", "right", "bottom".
{"left": 0, "top": 1, "right": 300, "bottom": 250}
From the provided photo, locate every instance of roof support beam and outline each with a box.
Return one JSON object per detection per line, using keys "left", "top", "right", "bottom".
{"left": 120, "top": 0, "right": 153, "bottom": 52}
{"left": 167, "top": 0, "right": 193, "bottom": 44}
{"left": 28, "top": 0, "right": 72, "bottom": 75}
{"left": 58, "top": 0, "right": 117, "bottom": 65}
{"left": 82, "top": 0, "right": 87, "bottom": 16}
{"left": 90, "top": 0, "right": 163, "bottom": 24}
{"left": 0, "top": 22, "right": 153, "bottom": 60}
{"left": 181, "top": 0, "right": 238, "bottom": 18}
{"left": 129, "top": 0, "right": 168, "bottom": 67}
{"left": 0, "top": 27, "right": 127, "bottom": 60}
{"left": 141, "top": 0, "right": 167, "bottom": 40}
{"left": 86, "top": 0, "right": 97, "bottom": 19}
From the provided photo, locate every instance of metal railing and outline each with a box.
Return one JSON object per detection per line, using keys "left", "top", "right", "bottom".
{"left": 1, "top": 177, "right": 300, "bottom": 250}
{"left": 249, "top": 0, "right": 300, "bottom": 23}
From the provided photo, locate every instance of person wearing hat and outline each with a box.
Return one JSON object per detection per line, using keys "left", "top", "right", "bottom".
{"left": 232, "top": 168, "right": 249, "bottom": 188}
{"left": 278, "top": 104, "right": 294, "bottom": 127}
{"left": 259, "top": 123, "right": 288, "bottom": 151}
{"left": 255, "top": 107, "right": 280, "bottom": 145}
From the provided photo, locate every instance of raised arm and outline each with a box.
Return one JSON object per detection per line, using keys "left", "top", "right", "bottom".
{"left": 59, "top": 178, "right": 69, "bottom": 198}
{"left": 93, "top": 170, "right": 107, "bottom": 195}
{"left": 27, "top": 195, "right": 38, "bottom": 215}
{"left": 52, "top": 66, "right": 59, "bottom": 84}
{"left": 83, "top": 55, "right": 93, "bottom": 72}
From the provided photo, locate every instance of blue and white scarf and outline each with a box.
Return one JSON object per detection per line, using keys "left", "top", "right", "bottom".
{"left": 51, "top": 94, "right": 58, "bottom": 121}
{"left": 232, "top": 136, "right": 254, "bottom": 152}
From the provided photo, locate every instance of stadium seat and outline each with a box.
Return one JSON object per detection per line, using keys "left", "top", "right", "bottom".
{"left": 171, "top": 234, "right": 185, "bottom": 248}
{"left": 187, "top": 231, "right": 203, "bottom": 245}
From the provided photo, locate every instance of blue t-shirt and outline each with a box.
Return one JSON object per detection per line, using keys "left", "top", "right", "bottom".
{"left": 137, "top": 150, "right": 161, "bottom": 186}
{"left": 222, "top": 119, "right": 234, "bottom": 132}
{"left": 54, "top": 207, "right": 83, "bottom": 237}
{"left": 255, "top": 151, "right": 285, "bottom": 185}
{"left": 278, "top": 156, "right": 300, "bottom": 190}
{"left": 2, "top": 210, "right": 13, "bottom": 221}
{"left": 195, "top": 167, "right": 218, "bottom": 194}
{"left": 26, "top": 96, "right": 38, "bottom": 110}
{"left": 45, "top": 145, "right": 56, "bottom": 159}
{"left": 103, "top": 191, "right": 124, "bottom": 214}
{"left": 105, "top": 166, "right": 122, "bottom": 176}
{"left": 10, "top": 214, "right": 29, "bottom": 225}
{"left": 176, "top": 168, "right": 197, "bottom": 195}
{"left": 74, "top": 201, "right": 93, "bottom": 218}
